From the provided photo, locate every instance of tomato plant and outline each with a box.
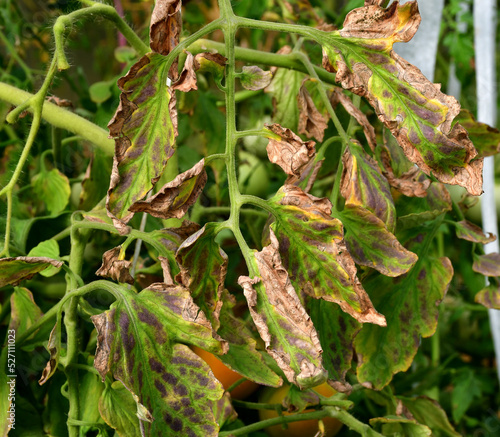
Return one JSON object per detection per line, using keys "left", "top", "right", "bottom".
{"left": 1, "top": 0, "right": 500, "bottom": 436}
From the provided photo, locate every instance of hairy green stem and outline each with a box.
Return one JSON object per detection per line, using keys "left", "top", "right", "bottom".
{"left": 0, "top": 82, "right": 113, "bottom": 154}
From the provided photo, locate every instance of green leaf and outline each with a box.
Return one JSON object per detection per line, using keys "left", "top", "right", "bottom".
{"left": 454, "top": 220, "right": 496, "bottom": 244}
{"left": 455, "top": 109, "right": 500, "bottom": 157}
{"left": 42, "top": 373, "right": 70, "bottom": 436}
{"left": 79, "top": 370, "right": 106, "bottom": 435}
{"left": 216, "top": 291, "right": 282, "bottom": 387}
{"left": 265, "top": 46, "right": 305, "bottom": 131}
{"left": 398, "top": 396, "right": 461, "bottom": 437}
{"left": 80, "top": 149, "right": 113, "bottom": 211}
{"left": 307, "top": 298, "right": 361, "bottom": 384}
{"left": 320, "top": 2, "right": 483, "bottom": 195}
{"left": 270, "top": 185, "right": 386, "bottom": 326}
{"left": 175, "top": 223, "right": 227, "bottom": 330}
{"left": 475, "top": 284, "right": 500, "bottom": 309}
{"left": 238, "top": 232, "right": 327, "bottom": 389}
{"left": 370, "top": 416, "right": 431, "bottom": 436}
{"left": 27, "top": 240, "right": 61, "bottom": 277}
{"left": 355, "top": 236, "right": 453, "bottom": 389}
{"left": 339, "top": 205, "right": 418, "bottom": 277}
{"left": 99, "top": 380, "right": 141, "bottom": 437}
{"left": 8, "top": 287, "right": 44, "bottom": 346}
{"left": 107, "top": 53, "right": 177, "bottom": 231}
{"left": 451, "top": 367, "right": 482, "bottom": 422}
{"left": 0, "top": 256, "right": 63, "bottom": 288}
{"left": 472, "top": 253, "right": 500, "bottom": 276}
{"left": 89, "top": 80, "right": 114, "bottom": 103}
{"left": 32, "top": 167, "right": 71, "bottom": 215}
{"left": 91, "top": 282, "right": 226, "bottom": 436}
{"left": 342, "top": 140, "right": 396, "bottom": 232}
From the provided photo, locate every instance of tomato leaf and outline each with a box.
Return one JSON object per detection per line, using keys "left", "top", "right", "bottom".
{"left": 355, "top": 238, "right": 453, "bottom": 389}
{"left": 96, "top": 246, "right": 134, "bottom": 285}
{"left": 240, "top": 66, "right": 273, "bottom": 91}
{"left": 91, "top": 281, "right": 226, "bottom": 436}
{"left": 238, "top": 230, "right": 327, "bottom": 389}
{"left": 270, "top": 185, "right": 386, "bottom": 326}
{"left": 472, "top": 253, "right": 500, "bottom": 277}
{"left": 297, "top": 80, "right": 328, "bottom": 142}
{"left": 32, "top": 168, "right": 71, "bottom": 216}
{"left": 320, "top": 1, "right": 483, "bottom": 195}
{"left": 370, "top": 416, "right": 431, "bottom": 436}
{"left": 454, "top": 220, "right": 496, "bottom": 244}
{"left": 339, "top": 205, "right": 418, "bottom": 277}
{"left": 175, "top": 223, "right": 227, "bottom": 330}
{"left": 0, "top": 257, "right": 63, "bottom": 288}
{"left": 455, "top": 109, "right": 500, "bottom": 157}
{"left": 475, "top": 284, "right": 500, "bottom": 309}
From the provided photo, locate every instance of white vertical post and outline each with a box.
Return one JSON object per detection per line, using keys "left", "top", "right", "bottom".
{"left": 394, "top": 0, "right": 445, "bottom": 82}
{"left": 474, "top": 0, "right": 500, "bottom": 382}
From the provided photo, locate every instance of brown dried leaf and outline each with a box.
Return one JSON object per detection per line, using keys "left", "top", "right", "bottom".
{"left": 129, "top": 159, "right": 207, "bottom": 220}
{"left": 332, "top": 89, "right": 377, "bottom": 151}
{"left": 172, "top": 51, "right": 198, "bottom": 93}
{"left": 380, "top": 147, "right": 430, "bottom": 197}
{"left": 238, "top": 231, "right": 326, "bottom": 388}
{"left": 39, "top": 324, "right": 59, "bottom": 385}
{"left": 265, "top": 123, "right": 316, "bottom": 183}
{"left": 297, "top": 80, "right": 328, "bottom": 141}
{"left": 96, "top": 246, "right": 134, "bottom": 285}
{"left": 150, "top": 0, "right": 182, "bottom": 57}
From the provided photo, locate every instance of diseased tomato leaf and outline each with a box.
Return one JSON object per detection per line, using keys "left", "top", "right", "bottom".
{"left": 238, "top": 230, "right": 327, "bottom": 389}
{"left": 320, "top": 1, "right": 483, "bottom": 195}
{"left": 99, "top": 380, "right": 141, "bottom": 437}
{"left": 341, "top": 140, "right": 396, "bottom": 231}
{"left": 150, "top": 0, "right": 181, "bottom": 57}
{"left": 129, "top": 159, "right": 207, "bottom": 220}
{"left": 396, "top": 181, "right": 451, "bottom": 230}
{"left": 39, "top": 323, "right": 61, "bottom": 385}
{"left": 307, "top": 298, "right": 361, "bottom": 388}
{"left": 212, "top": 291, "right": 282, "bottom": 387}
{"left": 454, "top": 220, "right": 496, "bottom": 244}
{"left": 339, "top": 204, "right": 418, "bottom": 277}
{"left": 455, "top": 109, "right": 500, "bottom": 158}
{"left": 96, "top": 246, "right": 134, "bottom": 285}
{"left": 270, "top": 185, "right": 386, "bottom": 326}
{"left": 355, "top": 236, "right": 453, "bottom": 389}
{"left": 107, "top": 53, "right": 177, "bottom": 232}
{"left": 472, "top": 253, "right": 500, "bottom": 277}
{"left": 475, "top": 284, "right": 500, "bottom": 309}
{"left": 194, "top": 53, "right": 227, "bottom": 83}
{"left": 297, "top": 80, "right": 328, "bottom": 142}
{"left": 175, "top": 223, "right": 227, "bottom": 330}
{"left": 240, "top": 66, "right": 273, "bottom": 91}
{"left": 91, "top": 281, "right": 227, "bottom": 436}
{"left": 265, "top": 123, "right": 316, "bottom": 183}
{"left": 0, "top": 257, "right": 63, "bottom": 288}
{"left": 265, "top": 46, "right": 306, "bottom": 131}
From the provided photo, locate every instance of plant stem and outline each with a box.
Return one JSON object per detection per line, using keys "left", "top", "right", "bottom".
{"left": 0, "top": 82, "right": 113, "bottom": 155}
{"left": 188, "top": 38, "right": 337, "bottom": 85}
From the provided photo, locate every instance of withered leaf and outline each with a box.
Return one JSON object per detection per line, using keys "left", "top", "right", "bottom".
{"left": 472, "top": 253, "right": 500, "bottom": 277}
{"left": 129, "top": 159, "right": 207, "bottom": 220}
{"left": 175, "top": 223, "right": 227, "bottom": 330}
{"left": 297, "top": 80, "right": 328, "bottom": 141}
{"left": 240, "top": 66, "right": 273, "bottom": 91}
{"left": 91, "top": 282, "right": 227, "bottom": 436}
{"left": 340, "top": 205, "right": 418, "bottom": 277}
{"left": 150, "top": 0, "right": 182, "bottom": 57}
{"left": 0, "top": 257, "right": 63, "bottom": 288}
{"left": 194, "top": 52, "right": 227, "bottom": 83}
{"left": 332, "top": 89, "right": 377, "bottom": 151}
{"left": 39, "top": 323, "right": 61, "bottom": 385}
{"left": 455, "top": 220, "right": 496, "bottom": 244}
{"left": 341, "top": 140, "right": 396, "bottom": 231}
{"left": 455, "top": 109, "right": 500, "bottom": 158}
{"left": 238, "top": 229, "right": 327, "bottom": 389}
{"left": 107, "top": 53, "right": 177, "bottom": 232}
{"left": 270, "top": 185, "right": 386, "bottom": 326}
{"left": 321, "top": 1, "right": 483, "bottom": 195}
{"left": 265, "top": 123, "right": 316, "bottom": 182}
{"left": 475, "top": 284, "right": 500, "bottom": 309}
{"left": 172, "top": 51, "right": 198, "bottom": 93}
{"left": 379, "top": 146, "right": 430, "bottom": 198}
{"left": 96, "top": 246, "right": 134, "bottom": 285}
